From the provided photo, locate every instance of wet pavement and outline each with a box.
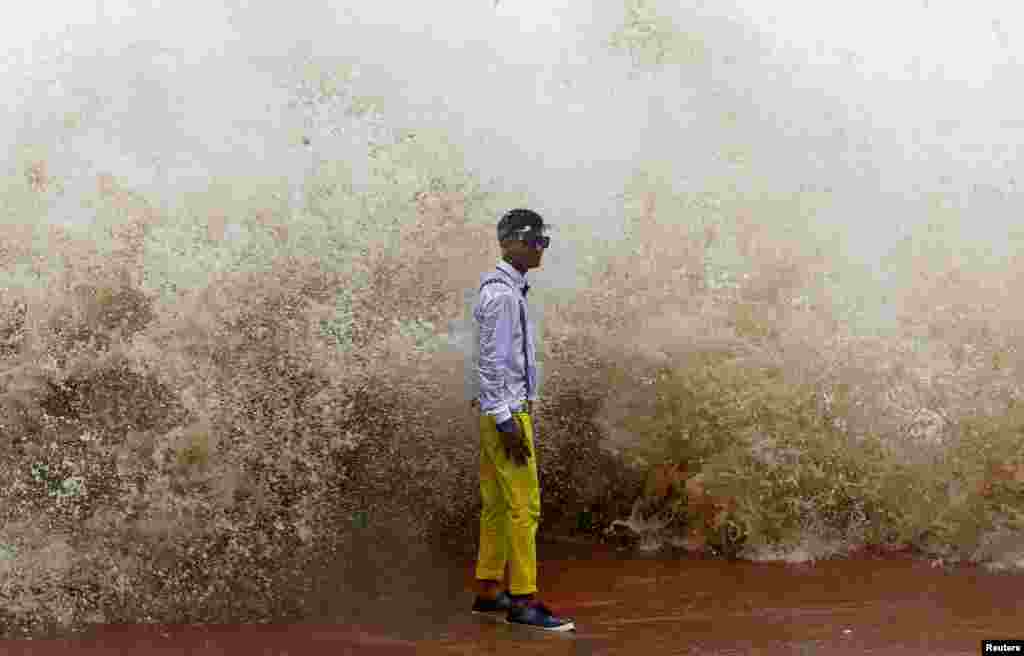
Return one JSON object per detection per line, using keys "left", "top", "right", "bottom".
{"left": 416, "top": 541, "right": 1024, "bottom": 655}
{"left": 7, "top": 540, "right": 1022, "bottom": 655}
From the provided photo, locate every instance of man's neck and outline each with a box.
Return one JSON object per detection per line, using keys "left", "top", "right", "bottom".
{"left": 503, "top": 256, "right": 527, "bottom": 276}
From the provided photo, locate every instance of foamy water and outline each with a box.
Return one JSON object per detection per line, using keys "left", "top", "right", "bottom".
{"left": 2, "top": 0, "right": 1024, "bottom": 637}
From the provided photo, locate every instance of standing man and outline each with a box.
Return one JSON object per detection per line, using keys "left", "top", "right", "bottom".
{"left": 468, "top": 208, "right": 575, "bottom": 632}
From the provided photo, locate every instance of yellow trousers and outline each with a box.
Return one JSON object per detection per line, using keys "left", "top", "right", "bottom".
{"left": 474, "top": 408, "right": 540, "bottom": 596}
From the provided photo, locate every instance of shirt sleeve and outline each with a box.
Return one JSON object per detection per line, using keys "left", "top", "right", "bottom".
{"left": 476, "top": 290, "right": 520, "bottom": 426}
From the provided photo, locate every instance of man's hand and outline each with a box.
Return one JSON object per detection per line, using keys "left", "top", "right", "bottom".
{"left": 498, "top": 419, "right": 531, "bottom": 466}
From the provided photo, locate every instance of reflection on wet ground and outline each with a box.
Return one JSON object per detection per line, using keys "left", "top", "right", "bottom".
{"left": 12, "top": 540, "right": 1023, "bottom": 655}
{"left": 415, "top": 541, "right": 1024, "bottom": 655}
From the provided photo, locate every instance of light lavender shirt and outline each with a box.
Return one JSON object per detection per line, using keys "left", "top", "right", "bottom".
{"left": 473, "top": 260, "right": 538, "bottom": 427}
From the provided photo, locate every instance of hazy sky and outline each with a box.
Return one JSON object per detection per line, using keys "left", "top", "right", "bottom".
{"left": 4, "top": 0, "right": 1024, "bottom": 291}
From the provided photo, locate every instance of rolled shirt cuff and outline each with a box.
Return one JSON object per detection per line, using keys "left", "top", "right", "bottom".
{"left": 490, "top": 406, "right": 513, "bottom": 426}
{"left": 484, "top": 399, "right": 534, "bottom": 432}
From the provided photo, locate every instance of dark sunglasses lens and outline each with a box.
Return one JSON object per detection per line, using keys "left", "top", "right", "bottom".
{"left": 529, "top": 236, "right": 550, "bottom": 248}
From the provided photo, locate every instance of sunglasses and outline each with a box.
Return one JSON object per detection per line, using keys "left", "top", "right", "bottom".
{"left": 520, "top": 235, "right": 550, "bottom": 249}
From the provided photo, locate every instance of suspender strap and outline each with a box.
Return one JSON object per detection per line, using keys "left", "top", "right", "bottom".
{"left": 479, "top": 276, "right": 532, "bottom": 399}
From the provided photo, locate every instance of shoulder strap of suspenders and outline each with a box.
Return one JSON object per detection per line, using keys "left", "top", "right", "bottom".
{"left": 479, "top": 278, "right": 513, "bottom": 292}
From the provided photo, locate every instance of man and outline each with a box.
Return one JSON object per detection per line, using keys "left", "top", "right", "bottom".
{"left": 468, "top": 208, "right": 575, "bottom": 632}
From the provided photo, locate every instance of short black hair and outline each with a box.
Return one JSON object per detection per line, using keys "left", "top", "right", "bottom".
{"left": 497, "top": 208, "right": 546, "bottom": 243}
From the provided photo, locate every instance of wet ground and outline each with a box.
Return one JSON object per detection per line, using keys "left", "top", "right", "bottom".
{"left": 6, "top": 540, "right": 1022, "bottom": 654}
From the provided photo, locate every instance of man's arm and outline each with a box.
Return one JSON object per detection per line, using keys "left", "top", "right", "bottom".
{"left": 477, "top": 292, "right": 519, "bottom": 431}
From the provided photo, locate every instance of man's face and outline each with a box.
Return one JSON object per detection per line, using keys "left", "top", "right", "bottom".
{"left": 502, "top": 235, "right": 546, "bottom": 272}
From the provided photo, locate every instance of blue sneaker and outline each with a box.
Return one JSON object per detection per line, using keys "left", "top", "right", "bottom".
{"left": 471, "top": 590, "right": 514, "bottom": 614}
{"left": 506, "top": 600, "right": 575, "bottom": 632}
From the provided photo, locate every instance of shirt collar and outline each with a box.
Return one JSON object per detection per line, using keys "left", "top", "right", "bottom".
{"left": 496, "top": 259, "right": 527, "bottom": 289}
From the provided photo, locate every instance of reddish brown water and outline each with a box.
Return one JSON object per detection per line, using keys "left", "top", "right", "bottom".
{"left": 7, "top": 541, "right": 1022, "bottom": 655}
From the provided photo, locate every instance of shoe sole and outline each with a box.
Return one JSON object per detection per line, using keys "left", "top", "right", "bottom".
{"left": 506, "top": 619, "right": 576, "bottom": 632}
